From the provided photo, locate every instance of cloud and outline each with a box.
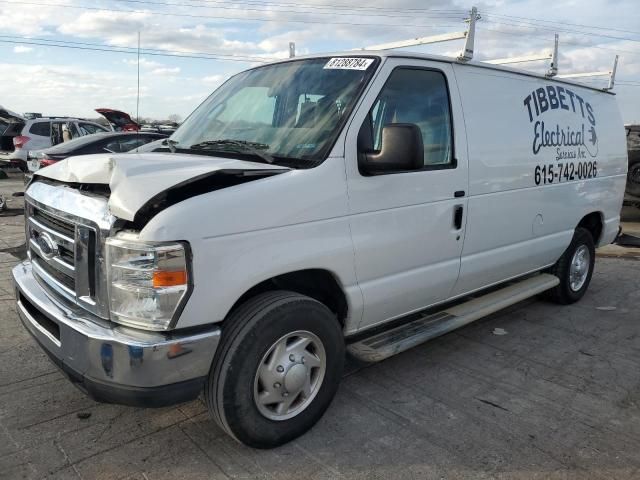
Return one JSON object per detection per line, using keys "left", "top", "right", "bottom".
{"left": 57, "top": 10, "right": 150, "bottom": 38}
{"left": 0, "top": 0, "right": 75, "bottom": 35}
{"left": 202, "top": 74, "right": 223, "bottom": 84}
{"left": 150, "top": 67, "right": 181, "bottom": 76}
{"left": 13, "top": 46, "right": 33, "bottom": 53}
{"left": 123, "top": 58, "right": 163, "bottom": 69}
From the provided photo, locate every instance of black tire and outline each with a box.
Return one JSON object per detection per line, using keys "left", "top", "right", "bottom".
{"left": 627, "top": 159, "right": 640, "bottom": 198}
{"left": 544, "top": 227, "right": 595, "bottom": 304}
{"left": 205, "top": 291, "right": 345, "bottom": 448}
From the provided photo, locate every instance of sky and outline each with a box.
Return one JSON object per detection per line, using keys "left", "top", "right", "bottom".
{"left": 1, "top": 0, "right": 639, "bottom": 123}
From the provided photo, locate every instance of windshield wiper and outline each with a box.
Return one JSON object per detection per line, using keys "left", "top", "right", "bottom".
{"left": 188, "top": 139, "right": 274, "bottom": 164}
{"left": 163, "top": 138, "right": 179, "bottom": 153}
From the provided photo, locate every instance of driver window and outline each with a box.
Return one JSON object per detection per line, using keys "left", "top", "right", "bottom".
{"left": 367, "top": 68, "right": 454, "bottom": 168}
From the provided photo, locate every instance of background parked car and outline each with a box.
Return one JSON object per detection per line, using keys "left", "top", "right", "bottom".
{"left": 95, "top": 108, "right": 140, "bottom": 131}
{"left": 1, "top": 107, "right": 109, "bottom": 168}
{"left": 140, "top": 122, "right": 179, "bottom": 135}
{"left": 26, "top": 131, "right": 167, "bottom": 178}
{"left": 626, "top": 124, "right": 640, "bottom": 204}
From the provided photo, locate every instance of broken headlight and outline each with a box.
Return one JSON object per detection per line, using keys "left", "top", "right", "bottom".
{"left": 106, "top": 236, "right": 191, "bottom": 331}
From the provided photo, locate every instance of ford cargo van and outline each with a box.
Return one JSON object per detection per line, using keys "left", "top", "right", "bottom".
{"left": 13, "top": 52, "right": 627, "bottom": 448}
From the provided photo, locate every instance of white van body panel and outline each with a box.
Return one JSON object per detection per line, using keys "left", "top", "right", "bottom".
{"left": 450, "top": 63, "right": 627, "bottom": 295}
{"left": 138, "top": 158, "right": 364, "bottom": 330}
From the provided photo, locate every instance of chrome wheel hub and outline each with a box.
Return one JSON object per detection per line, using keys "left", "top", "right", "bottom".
{"left": 253, "top": 330, "right": 326, "bottom": 421}
{"left": 569, "top": 245, "right": 590, "bottom": 292}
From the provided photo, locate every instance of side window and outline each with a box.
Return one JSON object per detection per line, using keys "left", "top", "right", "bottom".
{"left": 103, "top": 139, "right": 122, "bottom": 153}
{"left": 69, "top": 123, "right": 80, "bottom": 138}
{"left": 365, "top": 68, "right": 454, "bottom": 169}
{"left": 295, "top": 94, "right": 324, "bottom": 127}
{"left": 118, "top": 137, "right": 147, "bottom": 152}
{"left": 29, "top": 121, "right": 51, "bottom": 137}
{"left": 79, "top": 123, "right": 101, "bottom": 135}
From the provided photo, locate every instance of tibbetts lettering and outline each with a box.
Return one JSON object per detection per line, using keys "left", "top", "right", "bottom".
{"left": 523, "top": 85, "right": 598, "bottom": 159}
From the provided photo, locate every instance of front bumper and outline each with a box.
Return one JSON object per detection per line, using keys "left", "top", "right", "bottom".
{"left": 12, "top": 260, "right": 220, "bottom": 407}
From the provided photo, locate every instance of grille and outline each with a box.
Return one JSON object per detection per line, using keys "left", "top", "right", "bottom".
{"left": 33, "top": 255, "right": 76, "bottom": 291}
{"left": 25, "top": 182, "right": 110, "bottom": 319}
{"left": 58, "top": 245, "right": 74, "bottom": 263}
{"left": 27, "top": 205, "right": 78, "bottom": 299}
{"left": 32, "top": 207, "right": 75, "bottom": 239}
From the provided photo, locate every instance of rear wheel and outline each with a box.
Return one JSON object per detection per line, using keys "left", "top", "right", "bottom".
{"left": 544, "top": 227, "right": 595, "bottom": 304}
{"left": 627, "top": 159, "right": 640, "bottom": 197}
{"left": 205, "top": 291, "right": 344, "bottom": 448}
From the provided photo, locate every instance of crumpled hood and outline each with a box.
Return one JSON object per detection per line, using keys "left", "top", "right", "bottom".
{"left": 34, "top": 152, "right": 289, "bottom": 221}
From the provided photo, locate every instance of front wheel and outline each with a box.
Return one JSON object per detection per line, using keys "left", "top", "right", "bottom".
{"left": 544, "top": 227, "right": 595, "bottom": 304}
{"left": 205, "top": 291, "right": 345, "bottom": 448}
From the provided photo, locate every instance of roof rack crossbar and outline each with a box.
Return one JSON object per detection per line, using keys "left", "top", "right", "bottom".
{"left": 361, "top": 6, "right": 479, "bottom": 62}
{"left": 557, "top": 71, "right": 609, "bottom": 79}
{"left": 364, "top": 31, "right": 467, "bottom": 51}
{"left": 485, "top": 34, "right": 559, "bottom": 77}
{"left": 486, "top": 53, "right": 551, "bottom": 65}
{"left": 556, "top": 54, "right": 618, "bottom": 91}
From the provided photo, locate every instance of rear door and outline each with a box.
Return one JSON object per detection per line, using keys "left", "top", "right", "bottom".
{"left": 344, "top": 58, "right": 469, "bottom": 330}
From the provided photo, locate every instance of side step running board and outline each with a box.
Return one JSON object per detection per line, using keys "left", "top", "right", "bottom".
{"left": 348, "top": 273, "right": 559, "bottom": 362}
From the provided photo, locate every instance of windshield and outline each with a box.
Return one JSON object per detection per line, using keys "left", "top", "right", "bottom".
{"left": 170, "top": 56, "right": 378, "bottom": 166}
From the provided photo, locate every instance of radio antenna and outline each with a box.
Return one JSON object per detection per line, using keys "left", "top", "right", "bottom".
{"left": 136, "top": 31, "right": 141, "bottom": 126}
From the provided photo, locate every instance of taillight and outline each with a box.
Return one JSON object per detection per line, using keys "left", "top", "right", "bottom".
{"left": 39, "top": 156, "right": 57, "bottom": 168}
{"left": 13, "top": 136, "right": 30, "bottom": 149}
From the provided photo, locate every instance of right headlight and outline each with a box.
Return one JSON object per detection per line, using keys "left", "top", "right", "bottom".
{"left": 106, "top": 237, "right": 192, "bottom": 331}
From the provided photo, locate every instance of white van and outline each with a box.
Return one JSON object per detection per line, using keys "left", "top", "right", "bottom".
{"left": 13, "top": 51, "right": 627, "bottom": 448}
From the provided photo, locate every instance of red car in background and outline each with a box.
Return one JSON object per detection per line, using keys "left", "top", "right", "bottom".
{"left": 95, "top": 108, "right": 140, "bottom": 132}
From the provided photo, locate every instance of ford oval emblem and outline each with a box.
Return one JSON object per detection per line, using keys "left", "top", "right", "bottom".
{"left": 36, "top": 232, "right": 58, "bottom": 259}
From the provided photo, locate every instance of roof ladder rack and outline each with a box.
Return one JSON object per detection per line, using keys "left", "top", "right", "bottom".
{"left": 361, "top": 6, "right": 480, "bottom": 62}
{"left": 355, "top": 6, "right": 619, "bottom": 91}
{"left": 556, "top": 54, "right": 619, "bottom": 90}
{"left": 486, "top": 34, "right": 559, "bottom": 77}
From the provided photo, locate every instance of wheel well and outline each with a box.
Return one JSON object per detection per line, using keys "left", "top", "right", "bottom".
{"left": 578, "top": 212, "right": 603, "bottom": 244}
{"left": 229, "top": 269, "right": 348, "bottom": 325}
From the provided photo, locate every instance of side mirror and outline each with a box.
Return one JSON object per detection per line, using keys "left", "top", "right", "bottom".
{"left": 360, "top": 124, "right": 423, "bottom": 174}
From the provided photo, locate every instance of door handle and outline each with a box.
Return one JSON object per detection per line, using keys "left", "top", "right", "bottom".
{"left": 453, "top": 205, "right": 464, "bottom": 230}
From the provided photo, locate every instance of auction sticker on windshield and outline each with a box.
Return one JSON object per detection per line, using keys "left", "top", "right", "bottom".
{"left": 324, "top": 58, "right": 374, "bottom": 70}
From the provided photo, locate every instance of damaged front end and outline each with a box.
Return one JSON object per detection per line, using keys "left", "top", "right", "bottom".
{"left": 23, "top": 152, "right": 290, "bottom": 318}
{"left": 12, "top": 153, "right": 290, "bottom": 406}
{"left": 31, "top": 152, "right": 290, "bottom": 224}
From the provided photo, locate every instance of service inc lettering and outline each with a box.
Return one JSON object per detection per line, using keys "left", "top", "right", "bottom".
{"left": 523, "top": 85, "right": 599, "bottom": 186}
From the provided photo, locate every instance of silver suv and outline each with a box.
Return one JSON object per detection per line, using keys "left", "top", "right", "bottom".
{"left": 0, "top": 107, "right": 109, "bottom": 168}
